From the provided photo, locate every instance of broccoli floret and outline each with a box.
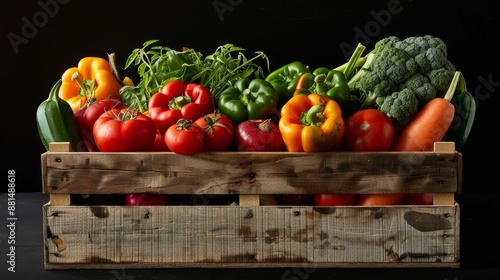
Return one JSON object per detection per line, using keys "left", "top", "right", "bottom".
{"left": 425, "top": 35, "right": 449, "bottom": 55}
{"left": 413, "top": 54, "right": 433, "bottom": 73}
{"left": 372, "top": 79, "right": 397, "bottom": 97}
{"left": 373, "top": 36, "right": 401, "bottom": 52}
{"left": 426, "top": 68, "right": 456, "bottom": 92}
{"left": 373, "top": 47, "right": 418, "bottom": 84}
{"left": 414, "top": 47, "right": 449, "bottom": 73}
{"left": 376, "top": 88, "right": 419, "bottom": 125}
{"left": 348, "top": 46, "right": 416, "bottom": 112}
{"left": 355, "top": 70, "right": 380, "bottom": 93}
{"left": 394, "top": 36, "right": 426, "bottom": 57}
{"left": 394, "top": 35, "right": 456, "bottom": 86}
{"left": 395, "top": 35, "right": 447, "bottom": 57}
{"left": 349, "top": 47, "right": 417, "bottom": 94}
{"left": 400, "top": 73, "right": 437, "bottom": 104}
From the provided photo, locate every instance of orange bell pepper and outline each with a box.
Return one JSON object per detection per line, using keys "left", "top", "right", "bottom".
{"left": 279, "top": 93, "right": 344, "bottom": 152}
{"left": 59, "top": 57, "right": 122, "bottom": 110}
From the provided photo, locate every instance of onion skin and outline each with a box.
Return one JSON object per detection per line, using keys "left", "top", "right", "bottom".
{"left": 125, "top": 194, "right": 168, "bottom": 206}
{"left": 235, "top": 119, "right": 286, "bottom": 152}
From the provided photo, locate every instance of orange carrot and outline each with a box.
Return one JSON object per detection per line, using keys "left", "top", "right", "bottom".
{"left": 391, "top": 71, "right": 461, "bottom": 152}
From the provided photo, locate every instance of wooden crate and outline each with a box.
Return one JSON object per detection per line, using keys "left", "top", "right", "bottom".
{"left": 41, "top": 142, "right": 461, "bottom": 269}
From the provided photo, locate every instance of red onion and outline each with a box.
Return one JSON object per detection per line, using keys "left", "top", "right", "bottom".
{"left": 235, "top": 119, "right": 285, "bottom": 151}
{"left": 125, "top": 194, "right": 168, "bottom": 206}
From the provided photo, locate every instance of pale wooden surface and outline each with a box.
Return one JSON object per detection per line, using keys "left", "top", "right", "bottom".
{"left": 433, "top": 141, "right": 456, "bottom": 205}
{"left": 44, "top": 204, "right": 460, "bottom": 269}
{"left": 49, "top": 194, "right": 71, "bottom": 206}
{"left": 239, "top": 195, "right": 261, "bottom": 206}
{"left": 47, "top": 142, "right": 72, "bottom": 206}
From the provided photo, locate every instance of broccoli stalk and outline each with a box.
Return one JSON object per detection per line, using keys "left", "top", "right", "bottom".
{"left": 347, "top": 52, "right": 376, "bottom": 89}
{"left": 335, "top": 43, "right": 367, "bottom": 80}
{"left": 443, "top": 71, "right": 461, "bottom": 103}
{"left": 326, "top": 43, "right": 369, "bottom": 118}
{"left": 345, "top": 52, "right": 379, "bottom": 110}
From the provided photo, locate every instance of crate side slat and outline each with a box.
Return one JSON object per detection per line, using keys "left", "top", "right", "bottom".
{"left": 41, "top": 153, "right": 48, "bottom": 193}
{"left": 44, "top": 152, "right": 459, "bottom": 195}
{"left": 44, "top": 205, "right": 459, "bottom": 267}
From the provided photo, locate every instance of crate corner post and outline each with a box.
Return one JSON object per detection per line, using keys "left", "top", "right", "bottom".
{"left": 47, "top": 142, "right": 72, "bottom": 206}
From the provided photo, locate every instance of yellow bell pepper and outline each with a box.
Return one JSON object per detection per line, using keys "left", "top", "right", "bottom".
{"left": 279, "top": 93, "right": 344, "bottom": 152}
{"left": 59, "top": 57, "right": 122, "bottom": 110}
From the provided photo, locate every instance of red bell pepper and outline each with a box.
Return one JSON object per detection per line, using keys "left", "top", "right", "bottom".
{"left": 148, "top": 80, "right": 215, "bottom": 135}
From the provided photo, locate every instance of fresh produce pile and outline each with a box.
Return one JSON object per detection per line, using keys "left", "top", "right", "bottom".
{"left": 36, "top": 35, "right": 475, "bottom": 206}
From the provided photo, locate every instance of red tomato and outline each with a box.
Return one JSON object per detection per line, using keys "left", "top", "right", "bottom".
{"left": 259, "top": 195, "right": 279, "bottom": 205}
{"left": 401, "top": 193, "right": 433, "bottom": 205}
{"left": 356, "top": 194, "right": 406, "bottom": 206}
{"left": 165, "top": 119, "right": 205, "bottom": 155}
{"left": 73, "top": 99, "right": 125, "bottom": 151}
{"left": 151, "top": 131, "right": 170, "bottom": 151}
{"left": 313, "top": 194, "right": 357, "bottom": 206}
{"left": 194, "top": 111, "right": 235, "bottom": 151}
{"left": 343, "top": 109, "right": 395, "bottom": 151}
{"left": 93, "top": 108, "right": 157, "bottom": 152}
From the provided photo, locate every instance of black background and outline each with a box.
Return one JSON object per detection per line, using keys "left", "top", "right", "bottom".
{"left": 3, "top": 0, "right": 499, "bottom": 195}
{"left": 2, "top": 0, "right": 500, "bottom": 278}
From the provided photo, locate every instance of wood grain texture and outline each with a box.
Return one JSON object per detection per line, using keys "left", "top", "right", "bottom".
{"left": 41, "top": 143, "right": 462, "bottom": 269}
{"left": 43, "top": 204, "right": 459, "bottom": 269}
{"left": 41, "top": 151, "right": 460, "bottom": 195}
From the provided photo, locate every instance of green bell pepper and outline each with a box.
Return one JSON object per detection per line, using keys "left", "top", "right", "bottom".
{"left": 316, "top": 70, "right": 350, "bottom": 106}
{"left": 293, "top": 67, "right": 331, "bottom": 95}
{"left": 294, "top": 69, "right": 351, "bottom": 109}
{"left": 265, "top": 61, "right": 309, "bottom": 107}
{"left": 218, "top": 78, "right": 278, "bottom": 126}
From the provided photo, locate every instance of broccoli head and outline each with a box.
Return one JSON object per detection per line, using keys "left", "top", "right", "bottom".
{"left": 376, "top": 88, "right": 419, "bottom": 125}
{"left": 347, "top": 35, "right": 457, "bottom": 122}
{"left": 400, "top": 73, "right": 437, "bottom": 104}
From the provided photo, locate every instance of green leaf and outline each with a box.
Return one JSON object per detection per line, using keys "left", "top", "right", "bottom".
{"left": 143, "top": 39, "right": 160, "bottom": 48}
{"left": 125, "top": 50, "right": 139, "bottom": 69}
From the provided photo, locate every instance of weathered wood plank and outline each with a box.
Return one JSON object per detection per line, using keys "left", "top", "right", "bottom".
{"left": 49, "top": 194, "right": 71, "bottom": 206}
{"left": 42, "top": 151, "right": 460, "bottom": 195}
{"left": 44, "top": 261, "right": 460, "bottom": 269}
{"left": 44, "top": 204, "right": 459, "bottom": 267}
{"left": 45, "top": 142, "right": 72, "bottom": 204}
{"left": 239, "top": 195, "right": 261, "bottom": 206}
